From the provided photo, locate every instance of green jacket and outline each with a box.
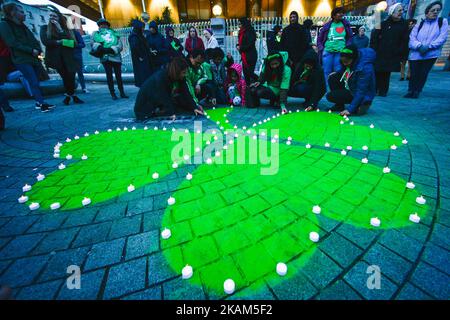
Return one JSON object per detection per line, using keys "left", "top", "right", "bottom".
{"left": 0, "top": 18, "right": 42, "bottom": 65}
{"left": 186, "top": 61, "right": 212, "bottom": 103}
{"left": 260, "top": 51, "right": 291, "bottom": 96}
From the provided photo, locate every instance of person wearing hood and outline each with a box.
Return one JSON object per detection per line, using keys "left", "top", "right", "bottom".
{"left": 267, "top": 25, "right": 282, "bottom": 53}
{"left": 92, "top": 18, "right": 128, "bottom": 100}
{"left": 405, "top": 1, "right": 448, "bottom": 99}
{"left": 317, "top": 7, "right": 354, "bottom": 83}
{"left": 248, "top": 51, "right": 291, "bottom": 113}
{"left": 237, "top": 17, "right": 258, "bottom": 84}
{"left": 134, "top": 57, "right": 203, "bottom": 121}
{"left": 225, "top": 63, "right": 246, "bottom": 106}
{"left": 0, "top": 3, "right": 54, "bottom": 112}
{"left": 145, "top": 21, "right": 169, "bottom": 72}
{"left": 370, "top": 3, "right": 409, "bottom": 97}
{"left": 40, "top": 10, "right": 84, "bottom": 106}
{"left": 280, "top": 11, "right": 311, "bottom": 70}
{"left": 352, "top": 26, "right": 369, "bottom": 49}
{"left": 185, "top": 26, "right": 205, "bottom": 56}
{"left": 185, "top": 49, "right": 217, "bottom": 107}
{"left": 326, "top": 45, "right": 376, "bottom": 117}
{"left": 289, "top": 49, "right": 326, "bottom": 111}
{"left": 128, "top": 19, "right": 152, "bottom": 88}
{"left": 165, "top": 26, "right": 183, "bottom": 60}
{"left": 204, "top": 28, "right": 219, "bottom": 49}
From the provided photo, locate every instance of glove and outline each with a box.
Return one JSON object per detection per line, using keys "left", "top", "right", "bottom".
{"left": 418, "top": 45, "right": 429, "bottom": 55}
{"left": 62, "top": 39, "right": 75, "bottom": 48}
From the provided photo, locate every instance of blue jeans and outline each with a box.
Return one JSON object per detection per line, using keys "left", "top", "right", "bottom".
{"left": 7, "top": 70, "right": 33, "bottom": 97}
{"left": 322, "top": 51, "right": 342, "bottom": 84}
{"left": 76, "top": 60, "right": 86, "bottom": 90}
{"left": 14, "top": 64, "right": 44, "bottom": 104}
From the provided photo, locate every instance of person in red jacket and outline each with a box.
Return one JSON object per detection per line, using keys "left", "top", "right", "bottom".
{"left": 184, "top": 26, "right": 204, "bottom": 56}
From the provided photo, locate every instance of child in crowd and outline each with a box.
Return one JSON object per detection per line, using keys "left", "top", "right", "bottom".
{"left": 225, "top": 63, "right": 246, "bottom": 106}
{"left": 209, "top": 47, "right": 234, "bottom": 105}
{"left": 248, "top": 51, "right": 291, "bottom": 113}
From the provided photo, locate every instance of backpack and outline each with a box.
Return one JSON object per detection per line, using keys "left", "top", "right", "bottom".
{"left": 418, "top": 17, "right": 443, "bottom": 32}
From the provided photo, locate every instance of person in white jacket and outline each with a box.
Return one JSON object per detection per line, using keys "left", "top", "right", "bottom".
{"left": 204, "top": 28, "right": 219, "bottom": 49}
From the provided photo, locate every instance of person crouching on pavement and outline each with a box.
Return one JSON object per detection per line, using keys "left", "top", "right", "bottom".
{"left": 134, "top": 57, "right": 204, "bottom": 121}
{"left": 326, "top": 45, "right": 376, "bottom": 117}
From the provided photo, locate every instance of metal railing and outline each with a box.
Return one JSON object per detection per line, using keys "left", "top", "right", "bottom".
{"left": 81, "top": 16, "right": 370, "bottom": 73}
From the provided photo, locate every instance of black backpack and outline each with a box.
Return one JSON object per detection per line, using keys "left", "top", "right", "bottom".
{"left": 418, "top": 17, "right": 443, "bottom": 32}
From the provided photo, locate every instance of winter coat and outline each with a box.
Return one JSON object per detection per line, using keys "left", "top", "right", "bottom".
{"left": 0, "top": 37, "right": 15, "bottom": 84}
{"left": 409, "top": 17, "right": 449, "bottom": 61}
{"left": 370, "top": 17, "right": 409, "bottom": 72}
{"left": 0, "top": 18, "right": 42, "bottom": 65}
{"left": 290, "top": 49, "right": 326, "bottom": 108}
{"left": 210, "top": 55, "right": 233, "bottom": 86}
{"left": 336, "top": 48, "right": 376, "bottom": 113}
{"left": 352, "top": 35, "right": 369, "bottom": 49}
{"left": 134, "top": 66, "right": 196, "bottom": 120}
{"left": 225, "top": 63, "right": 246, "bottom": 106}
{"left": 73, "top": 30, "right": 85, "bottom": 62}
{"left": 184, "top": 30, "right": 205, "bottom": 55}
{"left": 129, "top": 28, "right": 152, "bottom": 87}
{"left": 205, "top": 35, "right": 219, "bottom": 49}
{"left": 280, "top": 23, "right": 311, "bottom": 65}
{"left": 267, "top": 32, "right": 282, "bottom": 54}
{"left": 92, "top": 28, "right": 123, "bottom": 64}
{"left": 317, "top": 19, "right": 353, "bottom": 63}
{"left": 238, "top": 25, "right": 257, "bottom": 69}
{"left": 40, "top": 25, "right": 78, "bottom": 73}
{"left": 145, "top": 21, "right": 169, "bottom": 68}
{"left": 165, "top": 28, "right": 184, "bottom": 60}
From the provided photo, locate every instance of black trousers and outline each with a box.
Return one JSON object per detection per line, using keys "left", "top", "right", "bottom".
{"left": 102, "top": 61, "right": 124, "bottom": 95}
{"left": 249, "top": 86, "right": 277, "bottom": 107}
{"left": 375, "top": 71, "right": 391, "bottom": 95}
{"left": 326, "top": 72, "right": 353, "bottom": 105}
{"left": 408, "top": 58, "right": 436, "bottom": 93}
{"left": 201, "top": 80, "right": 217, "bottom": 99}
{"left": 56, "top": 64, "right": 76, "bottom": 96}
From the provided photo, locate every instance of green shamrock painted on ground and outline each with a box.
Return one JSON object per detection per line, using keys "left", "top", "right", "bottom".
{"left": 23, "top": 108, "right": 428, "bottom": 298}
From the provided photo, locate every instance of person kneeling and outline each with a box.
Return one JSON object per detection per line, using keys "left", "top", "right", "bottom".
{"left": 134, "top": 57, "right": 204, "bottom": 121}
{"left": 289, "top": 49, "right": 326, "bottom": 111}
{"left": 326, "top": 45, "right": 375, "bottom": 116}
{"left": 248, "top": 51, "right": 291, "bottom": 113}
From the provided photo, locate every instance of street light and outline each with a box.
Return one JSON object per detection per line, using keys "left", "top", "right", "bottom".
{"left": 212, "top": 4, "right": 222, "bottom": 17}
{"left": 375, "top": 1, "right": 388, "bottom": 12}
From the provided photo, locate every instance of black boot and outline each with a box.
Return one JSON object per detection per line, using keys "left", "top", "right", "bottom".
{"left": 63, "top": 95, "right": 71, "bottom": 105}
{"left": 120, "top": 92, "right": 129, "bottom": 99}
{"left": 111, "top": 92, "right": 118, "bottom": 100}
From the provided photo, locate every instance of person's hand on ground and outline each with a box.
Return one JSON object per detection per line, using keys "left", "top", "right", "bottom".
{"left": 304, "top": 105, "right": 316, "bottom": 112}
{"left": 211, "top": 98, "right": 217, "bottom": 106}
{"left": 281, "top": 105, "right": 288, "bottom": 114}
{"left": 340, "top": 109, "right": 351, "bottom": 117}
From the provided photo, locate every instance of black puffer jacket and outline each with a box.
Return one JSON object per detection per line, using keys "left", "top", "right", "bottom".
{"left": 370, "top": 17, "right": 409, "bottom": 72}
{"left": 290, "top": 49, "right": 326, "bottom": 107}
{"left": 281, "top": 21, "right": 311, "bottom": 66}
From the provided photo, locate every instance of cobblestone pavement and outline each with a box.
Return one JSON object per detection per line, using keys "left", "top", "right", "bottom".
{"left": 0, "top": 70, "right": 449, "bottom": 300}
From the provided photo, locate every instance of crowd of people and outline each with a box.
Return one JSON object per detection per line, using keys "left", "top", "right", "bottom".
{"left": 0, "top": 1, "right": 448, "bottom": 129}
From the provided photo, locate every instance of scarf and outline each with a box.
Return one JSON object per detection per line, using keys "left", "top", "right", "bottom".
{"left": 340, "top": 67, "right": 353, "bottom": 90}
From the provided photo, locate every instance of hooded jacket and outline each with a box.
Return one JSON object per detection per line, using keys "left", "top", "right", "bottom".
{"left": 281, "top": 13, "right": 311, "bottom": 65}
{"left": 129, "top": 20, "right": 152, "bottom": 87}
{"left": 0, "top": 18, "right": 42, "bottom": 65}
{"left": 145, "top": 21, "right": 168, "bottom": 67}
{"left": 370, "top": 16, "right": 409, "bottom": 72}
{"left": 184, "top": 28, "right": 205, "bottom": 55}
{"left": 185, "top": 59, "right": 212, "bottom": 104}
{"left": 409, "top": 17, "right": 448, "bottom": 61}
{"left": 260, "top": 51, "right": 292, "bottom": 96}
{"left": 290, "top": 49, "right": 326, "bottom": 108}
{"left": 338, "top": 48, "right": 376, "bottom": 113}
{"left": 134, "top": 66, "right": 196, "bottom": 119}
{"left": 165, "top": 27, "right": 183, "bottom": 59}
{"left": 317, "top": 18, "right": 353, "bottom": 62}
{"left": 40, "top": 25, "right": 78, "bottom": 73}
{"left": 225, "top": 63, "right": 246, "bottom": 105}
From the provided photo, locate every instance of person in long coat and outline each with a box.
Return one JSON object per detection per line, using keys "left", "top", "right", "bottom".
{"left": 146, "top": 21, "right": 169, "bottom": 72}
{"left": 370, "top": 3, "right": 409, "bottom": 96}
{"left": 129, "top": 20, "right": 152, "bottom": 87}
{"left": 40, "top": 10, "right": 84, "bottom": 105}
{"left": 237, "top": 17, "right": 258, "bottom": 84}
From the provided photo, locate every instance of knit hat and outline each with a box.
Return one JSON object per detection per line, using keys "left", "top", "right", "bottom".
{"left": 96, "top": 18, "right": 110, "bottom": 27}
{"left": 131, "top": 19, "right": 144, "bottom": 30}
{"left": 388, "top": 3, "right": 402, "bottom": 16}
